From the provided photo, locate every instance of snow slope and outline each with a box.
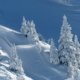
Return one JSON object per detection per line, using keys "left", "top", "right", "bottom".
{"left": 0, "top": 49, "right": 32, "bottom": 80}
{"left": 0, "top": 25, "right": 68, "bottom": 80}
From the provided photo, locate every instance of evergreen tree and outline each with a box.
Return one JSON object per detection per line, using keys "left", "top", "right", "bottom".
{"left": 20, "top": 16, "right": 28, "bottom": 37}
{"left": 9, "top": 44, "right": 24, "bottom": 74}
{"left": 20, "top": 17, "right": 39, "bottom": 43}
{"left": 66, "top": 48, "right": 79, "bottom": 80}
{"left": 50, "top": 39, "right": 59, "bottom": 64}
{"left": 74, "top": 35, "right": 80, "bottom": 68}
{"left": 58, "top": 15, "right": 75, "bottom": 65}
{"left": 30, "top": 20, "right": 39, "bottom": 43}
{"left": 66, "top": 60, "right": 79, "bottom": 80}
{"left": 74, "top": 35, "right": 80, "bottom": 48}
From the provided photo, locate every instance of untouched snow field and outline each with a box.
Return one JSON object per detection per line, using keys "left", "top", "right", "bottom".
{"left": 0, "top": 25, "right": 68, "bottom": 80}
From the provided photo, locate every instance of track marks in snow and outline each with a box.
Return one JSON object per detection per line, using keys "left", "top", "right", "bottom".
{"left": 16, "top": 44, "right": 35, "bottom": 49}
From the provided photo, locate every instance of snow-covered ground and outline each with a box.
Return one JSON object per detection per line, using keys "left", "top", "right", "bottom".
{"left": 0, "top": 25, "right": 70, "bottom": 80}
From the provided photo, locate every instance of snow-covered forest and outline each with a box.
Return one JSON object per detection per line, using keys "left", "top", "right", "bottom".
{"left": 0, "top": 15, "right": 80, "bottom": 80}
{"left": 20, "top": 15, "right": 80, "bottom": 80}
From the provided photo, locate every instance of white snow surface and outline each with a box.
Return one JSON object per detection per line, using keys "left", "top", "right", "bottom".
{"left": 0, "top": 25, "right": 71, "bottom": 80}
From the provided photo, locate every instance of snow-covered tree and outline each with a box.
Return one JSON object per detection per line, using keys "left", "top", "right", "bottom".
{"left": 66, "top": 49, "right": 79, "bottom": 80}
{"left": 20, "top": 17, "right": 39, "bottom": 43}
{"left": 66, "top": 60, "right": 79, "bottom": 80}
{"left": 74, "top": 35, "right": 80, "bottom": 48}
{"left": 30, "top": 20, "right": 39, "bottom": 43}
{"left": 9, "top": 44, "right": 24, "bottom": 74}
{"left": 50, "top": 39, "right": 59, "bottom": 64}
{"left": 67, "top": 62, "right": 75, "bottom": 80}
{"left": 20, "top": 16, "right": 28, "bottom": 37}
{"left": 74, "top": 35, "right": 80, "bottom": 68}
{"left": 58, "top": 15, "right": 75, "bottom": 65}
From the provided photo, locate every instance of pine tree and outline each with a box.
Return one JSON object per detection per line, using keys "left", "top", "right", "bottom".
{"left": 50, "top": 39, "right": 59, "bottom": 64}
{"left": 20, "top": 17, "right": 39, "bottom": 43}
{"left": 30, "top": 20, "right": 39, "bottom": 43}
{"left": 20, "top": 16, "right": 27, "bottom": 36}
{"left": 20, "top": 16, "right": 31, "bottom": 37}
{"left": 74, "top": 35, "right": 80, "bottom": 48}
{"left": 67, "top": 60, "right": 79, "bottom": 80}
{"left": 16, "top": 59, "right": 24, "bottom": 74}
{"left": 74, "top": 35, "right": 80, "bottom": 68}
{"left": 66, "top": 49, "right": 79, "bottom": 80}
{"left": 9, "top": 44, "right": 24, "bottom": 74}
{"left": 58, "top": 15, "right": 75, "bottom": 65}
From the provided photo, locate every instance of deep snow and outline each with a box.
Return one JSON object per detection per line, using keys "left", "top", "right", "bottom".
{"left": 0, "top": 25, "right": 68, "bottom": 80}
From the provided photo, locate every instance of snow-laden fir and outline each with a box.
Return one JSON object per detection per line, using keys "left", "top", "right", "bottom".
{"left": 0, "top": 15, "right": 80, "bottom": 80}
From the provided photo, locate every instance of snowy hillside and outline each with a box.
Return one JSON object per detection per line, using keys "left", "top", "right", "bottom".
{"left": 0, "top": 20, "right": 67, "bottom": 80}
{"left": 0, "top": 15, "right": 80, "bottom": 80}
{"left": 0, "top": 25, "right": 66, "bottom": 80}
{"left": 0, "top": 48, "right": 32, "bottom": 80}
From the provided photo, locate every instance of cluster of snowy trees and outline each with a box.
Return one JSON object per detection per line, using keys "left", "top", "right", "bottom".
{"left": 20, "top": 17, "right": 39, "bottom": 43}
{"left": 49, "top": 15, "right": 80, "bottom": 80}
{"left": 20, "top": 15, "right": 80, "bottom": 79}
